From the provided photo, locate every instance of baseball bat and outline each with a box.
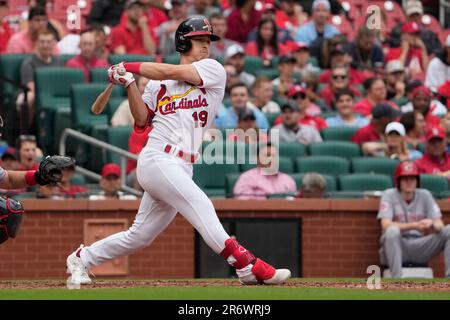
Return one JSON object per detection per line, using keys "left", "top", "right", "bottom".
{"left": 91, "top": 83, "right": 114, "bottom": 115}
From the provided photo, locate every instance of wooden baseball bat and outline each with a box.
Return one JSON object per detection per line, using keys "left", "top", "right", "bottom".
{"left": 91, "top": 83, "right": 114, "bottom": 115}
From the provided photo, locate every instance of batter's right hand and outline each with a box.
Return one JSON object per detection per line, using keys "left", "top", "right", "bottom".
{"left": 108, "top": 64, "right": 136, "bottom": 88}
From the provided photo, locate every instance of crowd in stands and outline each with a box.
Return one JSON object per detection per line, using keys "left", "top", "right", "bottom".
{"left": 0, "top": 0, "right": 450, "bottom": 202}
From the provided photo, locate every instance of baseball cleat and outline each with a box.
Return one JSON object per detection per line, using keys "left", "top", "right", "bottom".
{"left": 239, "top": 259, "right": 291, "bottom": 285}
{"left": 66, "top": 244, "right": 92, "bottom": 285}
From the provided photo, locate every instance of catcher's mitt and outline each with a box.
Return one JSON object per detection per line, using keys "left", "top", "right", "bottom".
{"left": 35, "top": 155, "right": 76, "bottom": 185}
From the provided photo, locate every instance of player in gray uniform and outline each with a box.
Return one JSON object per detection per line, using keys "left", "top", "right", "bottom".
{"left": 377, "top": 161, "right": 450, "bottom": 278}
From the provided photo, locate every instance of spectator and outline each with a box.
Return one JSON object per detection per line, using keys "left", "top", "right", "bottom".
{"left": 247, "top": 76, "right": 279, "bottom": 113}
{"left": 215, "top": 83, "right": 269, "bottom": 130}
{"left": 16, "top": 135, "right": 40, "bottom": 171}
{"left": 38, "top": 164, "right": 88, "bottom": 198}
{"left": 377, "top": 160, "right": 450, "bottom": 279}
{"left": 352, "top": 103, "right": 401, "bottom": 145}
{"left": 209, "top": 13, "right": 239, "bottom": 60}
{"left": 441, "top": 111, "right": 450, "bottom": 153}
{"left": 385, "top": 21, "right": 429, "bottom": 81}
{"left": 233, "top": 143, "right": 297, "bottom": 200}
{"left": 224, "top": 44, "right": 255, "bottom": 88}
{"left": 89, "top": 163, "right": 138, "bottom": 200}
{"left": 91, "top": 24, "right": 111, "bottom": 60}
{"left": 158, "top": 0, "right": 189, "bottom": 56}
{"left": 225, "top": 0, "right": 261, "bottom": 44}
{"left": 401, "top": 85, "right": 443, "bottom": 128}
{"left": 295, "top": 0, "right": 340, "bottom": 46}
{"left": 87, "top": 0, "right": 126, "bottom": 27}
{"left": 416, "top": 126, "right": 450, "bottom": 177}
{"left": 6, "top": 6, "right": 51, "bottom": 53}
{"left": 138, "top": 0, "right": 169, "bottom": 46}
{"left": 425, "top": 35, "right": 450, "bottom": 92}
{"left": 353, "top": 77, "right": 397, "bottom": 117}
{"left": 57, "top": 30, "right": 81, "bottom": 55}
{"left": 274, "top": 0, "right": 306, "bottom": 38}
{"left": 273, "top": 85, "right": 327, "bottom": 131}
{"left": 188, "top": 0, "right": 220, "bottom": 19}
{"left": 370, "top": 7, "right": 391, "bottom": 54}
{"left": 272, "top": 55, "right": 297, "bottom": 100}
{"left": 223, "top": 63, "right": 240, "bottom": 100}
{"left": 438, "top": 81, "right": 450, "bottom": 110}
{"left": 389, "top": 0, "right": 442, "bottom": 56}
{"left": 400, "top": 111, "right": 426, "bottom": 150}
{"left": 385, "top": 60, "right": 407, "bottom": 105}
{"left": 292, "top": 42, "right": 321, "bottom": 76}
{"left": 346, "top": 26, "right": 384, "bottom": 73}
{"left": 301, "top": 70, "right": 326, "bottom": 108}
{"left": 318, "top": 66, "right": 361, "bottom": 109}
{"left": 326, "top": 89, "right": 368, "bottom": 128}
{"left": 65, "top": 30, "right": 109, "bottom": 82}
{"left": 111, "top": 76, "right": 149, "bottom": 127}
{"left": 110, "top": 0, "right": 155, "bottom": 55}
{"left": 245, "top": 18, "right": 293, "bottom": 65}
{"left": 0, "top": 0, "right": 11, "bottom": 53}
{"left": 295, "top": 172, "right": 327, "bottom": 199}
{"left": 227, "top": 109, "right": 268, "bottom": 144}
{"left": 0, "top": 149, "right": 18, "bottom": 171}
{"left": 272, "top": 102, "right": 322, "bottom": 145}
{"left": 19, "top": 29, "right": 63, "bottom": 123}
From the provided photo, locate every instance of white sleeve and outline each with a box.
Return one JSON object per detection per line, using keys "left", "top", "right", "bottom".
{"left": 192, "top": 59, "right": 226, "bottom": 89}
{"left": 141, "top": 80, "right": 158, "bottom": 113}
{"left": 424, "top": 58, "right": 442, "bottom": 92}
{"left": 0, "top": 167, "right": 6, "bottom": 182}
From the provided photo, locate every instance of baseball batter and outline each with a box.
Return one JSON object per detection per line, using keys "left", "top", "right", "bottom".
{"left": 66, "top": 16, "right": 291, "bottom": 286}
{"left": 377, "top": 161, "right": 450, "bottom": 278}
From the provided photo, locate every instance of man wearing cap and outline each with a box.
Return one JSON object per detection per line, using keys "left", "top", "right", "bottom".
{"left": 293, "top": 42, "right": 321, "bottom": 75}
{"left": 158, "top": 0, "right": 189, "bottom": 56}
{"left": 377, "top": 160, "right": 450, "bottom": 279}
{"left": 227, "top": 109, "right": 268, "bottom": 144}
{"left": 110, "top": 0, "right": 155, "bottom": 55}
{"left": 390, "top": 0, "right": 442, "bottom": 57}
{"left": 0, "top": 0, "right": 11, "bottom": 53}
{"left": 416, "top": 126, "right": 450, "bottom": 178}
{"left": 352, "top": 103, "right": 401, "bottom": 145}
{"left": 272, "top": 102, "right": 322, "bottom": 145}
{"left": 318, "top": 66, "right": 361, "bottom": 109}
{"left": 272, "top": 55, "right": 297, "bottom": 99}
{"left": 386, "top": 21, "right": 428, "bottom": 80}
{"left": 385, "top": 60, "right": 407, "bottom": 105}
{"left": 295, "top": 0, "right": 340, "bottom": 46}
{"left": 224, "top": 43, "right": 255, "bottom": 87}
{"left": 401, "top": 85, "right": 445, "bottom": 126}
{"left": 425, "top": 35, "right": 450, "bottom": 92}
{"left": 89, "top": 163, "right": 138, "bottom": 200}
{"left": 209, "top": 13, "right": 239, "bottom": 60}
{"left": 225, "top": 0, "right": 261, "bottom": 44}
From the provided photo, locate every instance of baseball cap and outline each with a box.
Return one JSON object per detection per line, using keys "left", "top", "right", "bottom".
{"left": 1, "top": 147, "right": 17, "bottom": 161}
{"left": 101, "top": 163, "right": 121, "bottom": 178}
{"left": 312, "top": 0, "right": 331, "bottom": 11}
{"left": 225, "top": 44, "right": 245, "bottom": 60}
{"left": 238, "top": 108, "right": 256, "bottom": 122}
{"left": 281, "top": 102, "right": 300, "bottom": 112}
{"left": 330, "top": 43, "right": 347, "bottom": 56}
{"left": 287, "top": 84, "right": 306, "bottom": 98}
{"left": 411, "top": 85, "right": 433, "bottom": 99}
{"left": 385, "top": 122, "right": 406, "bottom": 136}
{"left": 278, "top": 55, "right": 296, "bottom": 64}
{"left": 125, "top": 0, "right": 143, "bottom": 9}
{"left": 293, "top": 42, "right": 309, "bottom": 52}
{"left": 401, "top": 21, "right": 421, "bottom": 34}
{"left": 425, "top": 126, "right": 445, "bottom": 141}
{"left": 372, "top": 103, "right": 401, "bottom": 119}
{"left": 262, "top": 3, "right": 276, "bottom": 13}
{"left": 405, "top": 0, "right": 423, "bottom": 16}
{"left": 386, "top": 60, "right": 405, "bottom": 73}
{"left": 438, "top": 81, "right": 450, "bottom": 98}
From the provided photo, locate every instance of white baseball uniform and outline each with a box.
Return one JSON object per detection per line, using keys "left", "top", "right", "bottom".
{"left": 80, "top": 59, "right": 233, "bottom": 268}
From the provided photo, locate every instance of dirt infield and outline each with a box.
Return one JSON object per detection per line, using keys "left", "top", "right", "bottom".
{"left": 0, "top": 279, "right": 449, "bottom": 291}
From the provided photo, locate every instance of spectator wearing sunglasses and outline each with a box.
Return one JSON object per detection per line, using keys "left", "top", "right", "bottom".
{"left": 318, "top": 66, "right": 361, "bottom": 109}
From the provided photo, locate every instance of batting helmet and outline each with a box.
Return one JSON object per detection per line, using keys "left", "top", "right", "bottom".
{"left": 175, "top": 16, "right": 220, "bottom": 54}
{"left": 394, "top": 161, "right": 420, "bottom": 188}
{"left": 0, "top": 196, "right": 24, "bottom": 245}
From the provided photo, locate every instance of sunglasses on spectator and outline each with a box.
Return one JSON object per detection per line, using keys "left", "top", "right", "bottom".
{"left": 332, "top": 74, "right": 347, "bottom": 80}
{"left": 292, "top": 93, "right": 306, "bottom": 100}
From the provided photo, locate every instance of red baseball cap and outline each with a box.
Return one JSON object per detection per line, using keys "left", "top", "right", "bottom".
{"left": 293, "top": 42, "right": 309, "bottom": 51}
{"left": 438, "top": 81, "right": 450, "bottom": 98}
{"left": 287, "top": 84, "right": 306, "bottom": 98}
{"left": 411, "top": 85, "right": 433, "bottom": 99}
{"left": 425, "top": 126, "right": 445, "bottom": 142}
{"left": 101, "top": 163, "right": 121, "bottom": 178}
{"left": 401, "top": 21, "right": 420, "bottom": 34}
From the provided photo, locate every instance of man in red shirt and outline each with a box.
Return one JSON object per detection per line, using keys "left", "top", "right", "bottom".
{"left": 110, "top": 0, "right": 156, "bottom": 55}
{"left": 225, "top": 0, "right": 261, "bottom": 44}
{"left": 416, "top": 126, "right": 450, "bottom": 178}
{"left": 318, "top": 66, "right": 361, "bottom": 109}
{"left": 0, "top": 0, "right": 11, "bottom": 53}
{"left": 352, "top": 103, "right": 400, "bottom": 145}
{"left": 385, "top": 21, "right": 429, "bottom": 81}
{"left": 409, "top": 85, "right": 442, "bottom": 128}
{"left": 66, "top": 30, "right": 109, "bottom": 82}
{"left": 353, "top": 77, "right": 398, "bottom": 117}
{"left": 16, "top": 135, "right": 40, "bottom": 171}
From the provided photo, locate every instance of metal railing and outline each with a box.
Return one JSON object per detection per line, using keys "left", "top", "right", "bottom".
{"left": 59, "top": 128, "right": 143, "bottom": 197}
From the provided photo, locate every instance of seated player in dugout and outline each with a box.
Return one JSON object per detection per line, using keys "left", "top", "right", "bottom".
{"left": 377, "top": 161, "right": 450, "bottom": 278}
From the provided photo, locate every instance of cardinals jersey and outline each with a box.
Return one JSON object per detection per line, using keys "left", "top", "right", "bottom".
{"left": 142, "top": 59, "right": 226, "bottom": 154}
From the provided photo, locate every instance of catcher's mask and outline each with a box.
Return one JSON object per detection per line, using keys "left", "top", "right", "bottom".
{"left": 0, "top": 196, "right": 24, "bottom": 244}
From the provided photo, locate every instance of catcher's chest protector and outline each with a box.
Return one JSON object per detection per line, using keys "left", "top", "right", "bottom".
{"left": 0, "top": 196, "right": 24, "bottom": 244}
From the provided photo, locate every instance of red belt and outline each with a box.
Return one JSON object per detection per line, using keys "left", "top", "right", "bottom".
{"left": 164, "top": 144, "right": 198, "bottom": 163}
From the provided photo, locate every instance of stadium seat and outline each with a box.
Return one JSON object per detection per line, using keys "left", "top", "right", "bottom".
{"left": 290, "top": 173, "right": 337, "bottom": 192}
{"left": 59, "top": 54, "right": 76, "bottom": 65}
{"left": 225, "top": 173, "right": 241, "bottom": 198}
{"left": 163, "top": 54, "right": 181, "bottom": 64}
{"left": 339, "top": 173, "right": 393, "bottom": 191}
{"left": 240, "top": 156, "right": 294, "bottom": 173}
{"left": 276, "top": 142, "right": 306, "bottom": 160}
{"left": 193, "top": 160, "right": 240, "bottom": 198}
{"left": 296, "top": 156, "right": 350, "bottom": 175}
{"left": 255, "top": 68, "right": 279, "bottom": 80}
{"left": 420, "top": 174, "right": 449, "bottom": 197}
{"left": 106, "top": 126, "right": 133, "bottom": 164}
{"left": 327, "top": 191, "right": 365, "bottom": 198}
{"left": 321, "top": 127, "right": 358, "bottom": 141}
{"left": 421, "top": 14, "right": 442, "bottom": 35}
{"left": 90, "top": 68, "right": 109, "bottom": 83}
{"left": 351, "top": 157, "right": 399, "bottom": 176}
{"left": 265, "top": 112, "right": 280, "bottom": 126}
{"left": 244, "top": 56, "right": 264, "bottom": 75}
{"left": 108, "top": 54, "right": 155, "bottom": 65}
{"left": 308, "top": 141, "right": 361, "bottom": 159}
{"left": 0, "top": 54, "right": 31, "bottom": 103}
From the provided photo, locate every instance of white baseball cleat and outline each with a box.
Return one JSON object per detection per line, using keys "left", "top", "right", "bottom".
{"left": 66, "top": 244, "right": 92, "bottom": 285}
{"left": 239, "top": 259, "right": 291, "bottom": 285}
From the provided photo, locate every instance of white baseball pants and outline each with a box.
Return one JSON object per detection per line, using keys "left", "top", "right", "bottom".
{"left": 80, "top": 146, "right": 230, "bottom": 269}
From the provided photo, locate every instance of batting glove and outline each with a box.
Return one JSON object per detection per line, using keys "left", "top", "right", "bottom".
{"left": 108, "top": 64, "right": 135, "bottom": 88}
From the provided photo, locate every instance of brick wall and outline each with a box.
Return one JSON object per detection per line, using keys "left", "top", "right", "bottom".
{"left": 0, "top": 199, "right": 449, "bottom": 279}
